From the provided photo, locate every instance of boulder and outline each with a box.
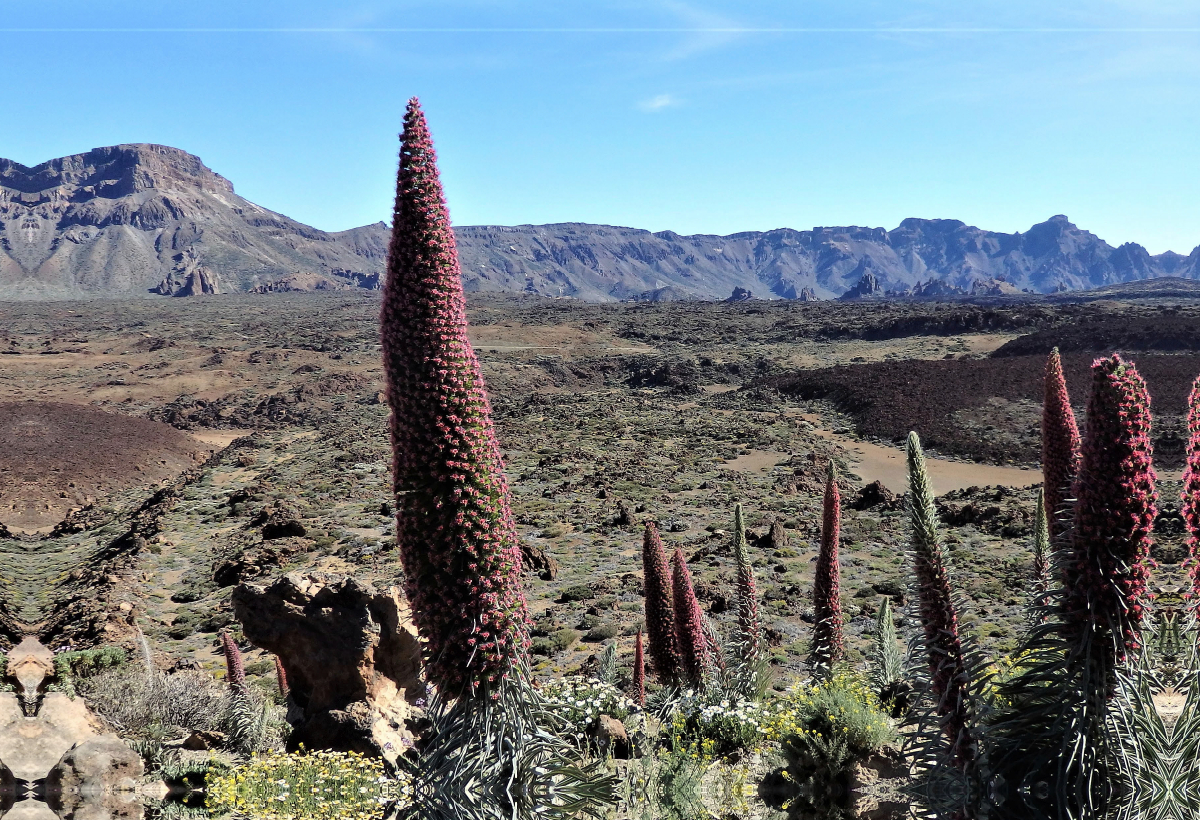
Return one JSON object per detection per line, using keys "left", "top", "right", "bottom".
{"left": 588, "top": 714, "right": 630, "bottom": 759}
{"left": 521, "top": 542, "right": 559, "bottom": 581}
{"left": 231, "top": 573, "right": 423, "bottom": 764}
{"left": 44, "top": 735, "right": 143, "bottom": 820}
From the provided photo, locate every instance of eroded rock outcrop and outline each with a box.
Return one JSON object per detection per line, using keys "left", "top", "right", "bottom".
{"left": 231, "top": 573, "right": 423, "bottom": 764}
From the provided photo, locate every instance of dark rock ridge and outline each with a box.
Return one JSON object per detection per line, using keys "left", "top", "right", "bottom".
{"left": 4, "top": 145, "right": 1200, "bottom": 300}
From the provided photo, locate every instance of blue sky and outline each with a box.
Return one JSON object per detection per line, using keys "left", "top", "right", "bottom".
{"left": 4, "top": 1, "right": 1200, "bottom": 253}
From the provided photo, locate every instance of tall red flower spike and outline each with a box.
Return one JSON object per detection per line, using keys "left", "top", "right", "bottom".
{"left": 382, "top": 98, "right": 529, "bottom": 697}
{"left": 907, "top": 433, "right": 977, "bottom": 771}
{"left": 641, "top": 522, "right": 680, "bottom": 685}
{"left": 732, "top": 504, "right": 761, "bottom": 663}
{"left": 222, "top": 631, "right": 246, "bottom": 690}
{"left": 274, "top": 655, "right": 290, "bottom": 699}
{"left": 633, "top": 628, "right": 646, "bottom": 708}
{"left": 1042, "top": 348, "right": 1081, "bottom": 544}
{"left": 811, "top": 463, "right": 845, "bottom": 671}
{"left": 671, "top": 546, "right": 710, "bottom": 690}
{"left": 1064, "top": 354, "right": 1157, "bottom": 662}
{"left": 1182, "top": 376, "right": 1200, "bottom": 600}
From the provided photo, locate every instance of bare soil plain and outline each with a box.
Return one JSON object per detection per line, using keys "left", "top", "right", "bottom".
{"left": 1, "top": 291, "right": 1197, "bottom": 696}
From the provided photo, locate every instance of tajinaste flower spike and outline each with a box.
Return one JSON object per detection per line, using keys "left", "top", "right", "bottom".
{"left": 1063, "top": 355, "right": 1157, "bottom": 663}
{"left": 381, "top": 97, "right": 529, "bottom": 697}
{"left": 274, "top": 655, "right": 290, "bottom": 699}
{"left": 1042, "top": 347, "right": 1081, "bottom": 544}
{"left": 642, "top": 522, "right": 680, "bottom": 684}
{"left": 732, "top": 504, "right": 762, "bottom": 664}
{"left": 633, "top": 628, "right": 646, "bottom": 708}
{"left": 1185, "top": 376, "right": 1200, "bottom": 601}
{"left": 907, "top": 432, "right": 977, "bottom": 771}
{"left": 671, "top": 546, "right": 710, "bottom": 690}
{"left": 221, "top": 631, "right": 246, "bottom": 691}
{"left": 811, "top": 463, "right": 845, "bottom": 673}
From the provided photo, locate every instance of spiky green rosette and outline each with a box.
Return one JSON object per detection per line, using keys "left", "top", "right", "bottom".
{"left": 1042, "top": 347, "right": 1081, "bottom": 543}
{"left": 671, "top": 546, "right": 709, "bottom": 689}
{"left": 906, "top": 432, "right": 976, "bottom": 771}
{"left": 1031, "top": 488, "right": 1052, "bottom": 614}
{"left": 633, "top": 628, "right": 646, "bottom": 707}
{"left": 811, "top": 463, "right": 844, "bottom": 672}
{"left": 1063, "top": 355, "right": 1157, "bottom": 662}
{"left": 382, "top": 98, "right": 529, "bottom": 697}
{"left": 732, "top": 504, "right": 762, "bottom": 662}
{"left": 641, "top": 522, "right": 680, "bottom": 684}
{"left": 1184, "top": 376, "right": 1200, "bottom": 601}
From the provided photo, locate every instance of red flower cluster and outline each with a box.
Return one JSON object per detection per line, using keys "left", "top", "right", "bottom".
{"left": 222, "top": 631, "right": 246, "bottom": 690}
{"left": 381, "top": 98, "right": 529, "bottom": 696}
{"left": 633, "top": 628, "right": 646, "bottom": 707}
{"left": 1042, "top": 348, "right": 1081, "bottom": 544}
{"left": 811, "top": 465, "right": 845, "bottom": 670}
{"left": 642, "top": 522, "right": 680, "bottom": 684}
{"left": 1063, "top": 355, "right": 1157, "bottom": 661}
{"left": 1182, "top": 377, "right": 1200, "bottom": 600}
{"left": 671, "top": 546, "right": 709, "bottom": 689}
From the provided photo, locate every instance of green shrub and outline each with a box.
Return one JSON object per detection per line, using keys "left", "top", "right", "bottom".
{"left": 560, "top": 585, "right": 591, "bottom": 603}
{"left": 766, "top": 671, "right": 896, "bottom": 760}
{"left": 584, "top": 623, "right": 619, "bottom": 642}
{"left": 551, "top": 628, "right": 580, "bottom": 652}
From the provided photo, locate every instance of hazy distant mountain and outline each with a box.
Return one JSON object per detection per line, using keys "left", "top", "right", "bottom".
{"left": 2, "top": 144, "right": 1197, "bottom": 301}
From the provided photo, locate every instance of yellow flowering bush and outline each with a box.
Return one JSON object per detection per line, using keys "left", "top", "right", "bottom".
{"left": 207, "top": 749, "right": 412, "bottom": 820}
{"left": 764, "top": 671, "right": 896, "bottom": 758}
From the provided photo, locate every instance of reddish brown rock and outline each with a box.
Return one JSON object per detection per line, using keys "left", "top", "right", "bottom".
{"left": 231, "top": 573, "right": 423, "bottom": 764}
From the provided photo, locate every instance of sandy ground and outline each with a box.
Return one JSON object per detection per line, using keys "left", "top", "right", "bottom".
{"left": 798, "top": 414, "right": 1042, "bottom": 493}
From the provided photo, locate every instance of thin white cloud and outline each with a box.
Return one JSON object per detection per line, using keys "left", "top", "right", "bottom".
{"left": 638, "top": 93, "right": 679, "bottom": 112}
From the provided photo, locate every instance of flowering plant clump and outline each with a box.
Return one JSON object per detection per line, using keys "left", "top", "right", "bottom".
{"left": 1183, "top": 376, "right": 1200, "bottom": 601}
{"left": 1042, "top": 347, "right": 1081, "bottom": 543}
{"left": 1064, "top": 354, "right": 1157, "bottom": 661}
{"left": 381, "top": 97, "right": 529, "bottom": 696}
{"left": 764, "top": 671, "right": 896, "bottom": 759}
{"left": 540, "top": 676, "right": 635, "bottom": 731}
{"left": 666, "top": 689, "right": 773, "bottom": 761}
{"left": 207, "top": 749, "right": 411, "bottom": 820}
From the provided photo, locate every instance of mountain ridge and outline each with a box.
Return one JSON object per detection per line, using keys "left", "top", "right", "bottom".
{"left": 2, "top": 144, "right": 1198, "bottom": 301}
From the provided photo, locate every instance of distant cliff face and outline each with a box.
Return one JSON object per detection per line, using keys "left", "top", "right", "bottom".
{"left": 0, "top": 145, "right": 386, "bottom": 299}
{"left": 452, "top": 216, "right": 1200, "bottom": 301}
{"left": 1, "top": 145, "right": 1197, "bottom": 300}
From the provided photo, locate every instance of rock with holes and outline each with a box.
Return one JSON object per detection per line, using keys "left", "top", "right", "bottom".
{"left": 231, "top": 573, "right": 423, "bottom": 764}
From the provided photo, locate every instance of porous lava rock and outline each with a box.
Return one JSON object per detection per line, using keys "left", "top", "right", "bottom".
{"left": 231, "top": 573, "right": 423, "bottom": 763}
